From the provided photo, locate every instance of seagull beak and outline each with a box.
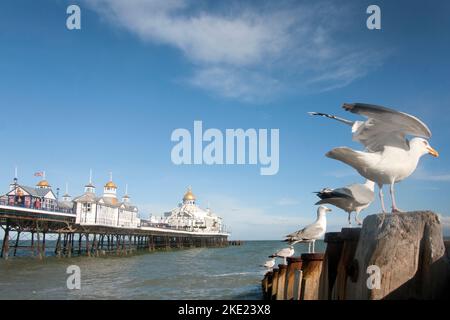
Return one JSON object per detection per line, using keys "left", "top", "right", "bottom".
{"left": 427, "top": 146, "right": 439, "bottom": 158}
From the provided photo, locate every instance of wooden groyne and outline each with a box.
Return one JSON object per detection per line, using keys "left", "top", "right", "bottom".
{"left": 262, "top": 211, "right": 450, "bottom": 300}
{"left": 0, "top": 206, "right": 228, "bottom": 260}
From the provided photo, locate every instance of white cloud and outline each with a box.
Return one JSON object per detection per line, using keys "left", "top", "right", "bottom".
{"left": 189, "top": 67, "right": 282, "bottom": 103}
{"left": 86, "top": 0, "right": 386, "bottom": 102}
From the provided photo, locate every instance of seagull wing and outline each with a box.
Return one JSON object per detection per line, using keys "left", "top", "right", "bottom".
{"left": 315, "top": 187, "right": 354, "bottom": 211}
{"left": 345, "top": 184, "right": 375, "bottom": 205}
{"left": 291, "top": 223, "right": 325, "bottom": 241}
{"left": 315, "top": 197, "right": 353, "bottom": 211}
{"left": 343, "top": 103, "right": 432, "bottom": 152}
{"left": 276, "top": 248, "right": 291, "bottom": 257}
{"left": 316, "top": 187, "right": 353, "bottom": 200}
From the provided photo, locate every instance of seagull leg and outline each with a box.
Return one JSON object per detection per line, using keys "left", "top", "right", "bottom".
{"left": 378, "top": 184, "right": 387, "bottom": 213}
{"left": 390, "top": 182, "right": 402, "bottom": 213}
{"left": 355, "top": 210, "right": 363, "bottom": 226}
{"left": 348, "top": 212, "right": 352, "bottom": 226}
{"left": 377, "top": 184, "right": 387, "bottom": 228}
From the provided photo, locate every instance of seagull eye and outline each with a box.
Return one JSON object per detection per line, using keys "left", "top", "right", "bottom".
{"left": 423, "top": 141, "right": 428, "bottom": 146}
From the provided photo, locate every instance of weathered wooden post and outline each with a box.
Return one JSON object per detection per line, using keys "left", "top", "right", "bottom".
{"left": 300, "top": 253, "right": 325, "bottom": 300}
{"left": 331, "top": 228, "right": 361, "bottom": 300}
{"left": 292, "top": 269, "right": 304, "bottom": 300}
{"left": 266, "top": 272, "right": 274, "bottom": 299}
{"left": 319, "top": 232, "right": 344, "bottom": 300}
{"left": 276, "top": 264, "right": 288, "bottom": 300}
{"left": 262, "top": 272, "right": 270, "bottom": 299}
{"left": 346, "top": 212, "right": 450, "bottom": 300}
{"left": 285, "top": 257, "right": 303, "bottom": 300}
{"left": 271, "top": 268, "right": 279, "bottom": 300}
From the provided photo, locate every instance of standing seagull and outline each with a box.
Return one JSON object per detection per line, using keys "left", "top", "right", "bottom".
{"left": 261, "top": 258, "right": 276, "bottom": 271}
{"left": 309, "top": 103, "right": 439, "bottom": 213}
{"left": 269, "top": 246, "right": 295, "bottom": 265}
{"left": 284, "top": 206, "right": 331, "bottom": 253}
{"left": 315, "top": 180, "right": 375, "bottom": 225}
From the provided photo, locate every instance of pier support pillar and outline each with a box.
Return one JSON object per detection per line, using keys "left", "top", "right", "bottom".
{"left": 55, "top": 233, "right": 62, "bottom": 257}
{"left": 13, "top": 231, "right": 21, "bottom": 257}
{"left": 0, "top": 222, "right": 10, "bottom": 259}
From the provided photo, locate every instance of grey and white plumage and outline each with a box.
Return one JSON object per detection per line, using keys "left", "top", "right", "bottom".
{"left": 269, "top": 246, "right": 294, "bottom": 265}
{"left": 310, "top": 103, "right": 439, "bottom": 213}
{"left": 261, "top": 258, "right": 276, "bottom": 271}
{"left": 315, "top": 179, "right": 375, "bottom": 225}
{"left": 285, "top": 206, "right": 331, "bottom": 253}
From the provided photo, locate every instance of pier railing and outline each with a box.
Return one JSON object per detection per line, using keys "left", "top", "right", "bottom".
{"left": 0, "top": 199, "right": 75, "bottom": 215}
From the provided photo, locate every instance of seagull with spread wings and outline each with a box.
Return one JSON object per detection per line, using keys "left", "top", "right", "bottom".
{"left": 315, "top": 179, "right": 375, "bottom": 225}
{"left": 284, "top": 206, "right": 331, "bottom": 253}
{"left": 309, "top": 103, "right": 439, "bottom": 213}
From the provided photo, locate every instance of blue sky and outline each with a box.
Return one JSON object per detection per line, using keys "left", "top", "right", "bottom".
{"left": 1, "top": 0, "right": 449, "bottom": 239}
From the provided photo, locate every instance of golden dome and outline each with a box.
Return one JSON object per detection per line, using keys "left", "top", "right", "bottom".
{"left": 104, "top": 181, "right": 117, "bottom": 189}
{"left": 183, "top": 188, "right": 196, "bottom": 201}
{"left": 36, "top": 180, "right": 50, "bottom": 188}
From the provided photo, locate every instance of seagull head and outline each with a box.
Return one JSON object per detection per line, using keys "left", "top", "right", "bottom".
{"left": 318, "top": 205, "right": 332, "bottom": 216}
{"left": 410, "top": 138, "right": 439, "bottom": 158}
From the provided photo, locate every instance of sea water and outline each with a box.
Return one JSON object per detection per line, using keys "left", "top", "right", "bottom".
{"left": 0, "top": 240, "right": 325, "bottom": 300}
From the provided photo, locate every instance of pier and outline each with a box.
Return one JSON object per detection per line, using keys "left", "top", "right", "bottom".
{"left": 0, "top": 204, "right": 228, "bottom": 260}
{"left": 262, "top": 211, "right": 450, "bottom": 300}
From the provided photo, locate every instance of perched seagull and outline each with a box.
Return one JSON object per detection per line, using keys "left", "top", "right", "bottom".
{"left": 284, "top": 206, "right": 331, "bottom": 253}
{"left": 315, "top": 179, "right": 375, "bottom": 225}
{"left": 261, "top": 258, "right": 276, "bottom": 271}
{"left": 269, "top": 246, "right": 295, "bottom": 265}
{"left": 309, "top": 103, "right": 439, "bottom": 213}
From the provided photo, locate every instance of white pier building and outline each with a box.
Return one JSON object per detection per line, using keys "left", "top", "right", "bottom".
{"left": 164, "top": 188, "right": 223, "bottom": 232}
{"left": 74, "top": 175, "right": 140, "bottom": 228}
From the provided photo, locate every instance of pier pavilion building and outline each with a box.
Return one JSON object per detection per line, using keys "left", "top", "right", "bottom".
{"left": 164, "top": 188, "right": 223, "bottom": 232}
{"left": 2, "top": 178, "right": 58, "bottom": 211}
{"left": 74, "top": 176, "right": 140, "bottom": 228}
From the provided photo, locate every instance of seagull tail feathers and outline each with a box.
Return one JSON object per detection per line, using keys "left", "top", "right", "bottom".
{"left": 326, "top": 147, "right": 367, "bottom": 170}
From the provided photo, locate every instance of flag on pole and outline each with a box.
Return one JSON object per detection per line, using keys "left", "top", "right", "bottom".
{"left": 34, "top": 171, "right": 44, "bottom": 177}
